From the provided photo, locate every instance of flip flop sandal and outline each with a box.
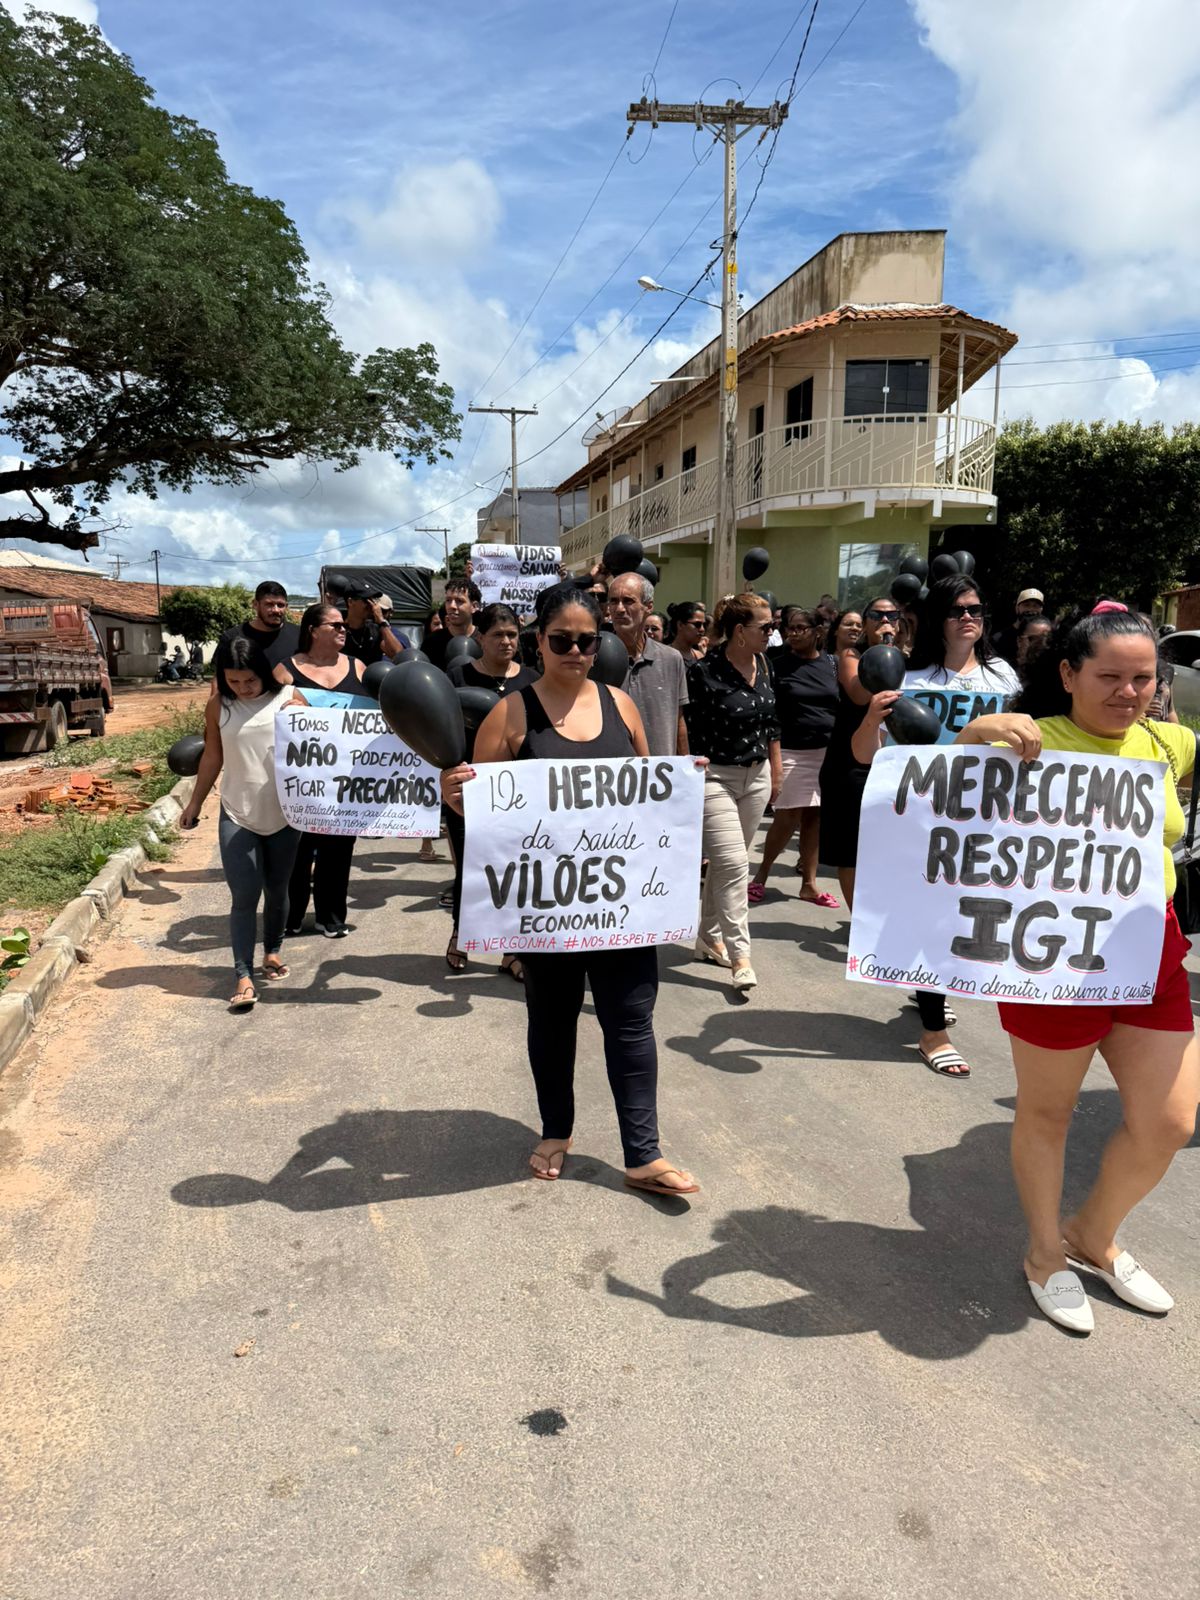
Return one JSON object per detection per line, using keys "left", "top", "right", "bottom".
{"left": 920, "top": 1044, "right": 970, "bottom": 1077}
{"left": 446, "top": 935, "right": 468, "bottom": 972}
{"left": 261, "top": 962, "right": 289, "bottom": 981}
{"left": 500, "top": 954, "right": 525, "bottom": 983}
{"left": 747, "top": 882, "right": 766, "bottom": 904}
{"left": 625, "top": 1167, "right": 701, "bottom": 1197}
{"left": 530, "top": 1144, "right": 570, "bottom": 1180}
{"left": 228, "top": 987, "right": 258, "bottom": 1012}
{"left": 438, "top": 885, "right": 455, "bottom": 909}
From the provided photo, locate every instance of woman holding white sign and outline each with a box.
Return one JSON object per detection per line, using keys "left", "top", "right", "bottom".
{"left": 957, "top": 603, "right": 1198, "bottom": 1333}
{"left": 179, "top": 638, "right": 301, "bottom": 1011}
{"left": 441, "top": 586, "right": 699, "bottom": 1197}
{"left": 282, "top": 604, "right": 371, "bottom": 939}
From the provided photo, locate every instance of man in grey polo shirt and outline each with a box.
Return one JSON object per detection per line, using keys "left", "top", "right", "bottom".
{"left": 607, "top": 571, "right": 689, "bottom": 756}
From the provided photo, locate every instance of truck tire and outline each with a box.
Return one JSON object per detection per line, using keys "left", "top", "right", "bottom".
{"left": 86, "top": 706, "right": 107, "bottom": 738}
{"left": 41, "top": 700, "right": 69, "bottom": 752}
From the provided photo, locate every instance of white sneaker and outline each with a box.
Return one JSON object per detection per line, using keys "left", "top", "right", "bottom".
{"left": 731, "top": 965, "right": 758, "bottom": 991}
{"left": 1025, "top": 1269, "right": 1094, "bottom": 1333}
{"left": 1065, "top": 1249, "right": 1174, "bottom": 1315}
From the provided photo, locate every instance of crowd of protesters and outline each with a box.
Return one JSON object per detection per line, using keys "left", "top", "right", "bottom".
{"left": 176, "top": 556, "right": 1197, "bottom": 1328}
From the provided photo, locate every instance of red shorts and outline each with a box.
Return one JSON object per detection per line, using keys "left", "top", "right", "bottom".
{"left": 998, "top": 904, "right": 1194, "bottom": 1050}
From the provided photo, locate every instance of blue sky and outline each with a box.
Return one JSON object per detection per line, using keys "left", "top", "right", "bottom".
{"left": 4, "top": 0, "right": 1200, "bottom": 588}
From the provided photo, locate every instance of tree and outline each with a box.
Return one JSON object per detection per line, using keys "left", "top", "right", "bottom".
{"left": 445, "top": 541, "right": 472, "bottom": 581}
{"left": 975, "top": 419, "right": 1200, "bottom": 614}
{"left": 0, "top": 12, "right": 461, "bottom": 551}
{"left": 159, "top": 583, "right": 252, "bottom": 643}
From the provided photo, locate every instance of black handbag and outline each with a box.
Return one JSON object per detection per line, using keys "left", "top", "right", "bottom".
{"left": 1167, "top": 731, "right": 1200, "bottom": 934}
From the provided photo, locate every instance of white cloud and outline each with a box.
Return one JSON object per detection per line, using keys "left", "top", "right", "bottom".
{"left": 915, "top": 0, "right": 1200, "bottom": 424}
{"left": 331, "top": 158, "right": 502, "bottom": 265}
{"left": 2, "top": 1, "right": 99, "bottom": 23}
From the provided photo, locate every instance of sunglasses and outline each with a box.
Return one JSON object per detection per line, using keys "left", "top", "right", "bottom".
{"left": 743, "top": 621, "right": 773, "bottom": 634}
{"left": 546, "top": 631, "right": 600, "bottom": 656}
{"left": 863, "top": 608, "right": 899, "bottom": 623}
{"left": 948, "top": 604, "right": 985, "bottom": 620}
{"left": 318, "top": 621, "right": 347, "bottom": 632}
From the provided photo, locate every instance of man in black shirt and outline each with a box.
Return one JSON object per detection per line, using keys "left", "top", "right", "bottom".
{"left": 340, "top": 580, "right": 407, "bottom": 667}
{"left": 423, "top": 577, "right": 481, "bottom": 671}
{"left": 216, "top": 580, "right": 300, "bottom": 679}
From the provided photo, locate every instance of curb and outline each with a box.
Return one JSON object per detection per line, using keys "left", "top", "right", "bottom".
{"left": 1, "top": 776, "right": 195, "bottom": 1075}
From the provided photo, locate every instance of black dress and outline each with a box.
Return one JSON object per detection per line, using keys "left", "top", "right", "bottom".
{"left": 282, "top": 655, "right": 362, "bottom": 933}
{"left": 817, "top": 687, "right": 871, "bottom": 869}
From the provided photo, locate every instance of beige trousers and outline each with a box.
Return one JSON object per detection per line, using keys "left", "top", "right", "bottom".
{"left": 700, "top": 761, "right": 771, "bottom": 963}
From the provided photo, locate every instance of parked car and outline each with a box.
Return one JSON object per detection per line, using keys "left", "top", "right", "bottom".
{"left": 1158, "top": 630, "right": 1200, "bottom": 724}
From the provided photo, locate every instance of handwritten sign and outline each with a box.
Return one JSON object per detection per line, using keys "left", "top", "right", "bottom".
{"left": 458, "top": 757, "right": 703, "bottom": 954}
{"left": 847, "top": 745, "right": 1167, "bottom": 1006}
{"left": 471, "top": 542, "right": 561, "bottom": 612}
{"left": 273, "top": 706, "right": 440, "bottom": 837}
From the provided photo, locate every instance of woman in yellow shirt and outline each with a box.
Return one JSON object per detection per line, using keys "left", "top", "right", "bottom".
{"left": 956, "top": 602, "right": 1197, "bottom": 1334}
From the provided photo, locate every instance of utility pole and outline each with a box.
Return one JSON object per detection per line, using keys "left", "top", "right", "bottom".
{"left": 468, "top": 404, "right": 538, "bottom": 544}
{"left": 415, "top": 526, "right": 452, "bottom": 575}
{"left": 627, "top": 97, "right": 787, "bottom": 603}
{"left": 149, "top": 549, "right": 162, "bottom": 617}
{"left": 107, "top": 553, "right": 127, "bottom": 580}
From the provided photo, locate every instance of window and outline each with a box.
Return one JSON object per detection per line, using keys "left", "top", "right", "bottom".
{"left": 750, "top": 404, "right": 765, "bottom": 437}
{"left": 681, "top": 443, "right": 697, "bottom": 496}
{"left": 784, "top": 378, "right": 813, "bottom": 443}
{"left": 844, "top": 359, "right": 929, "bottom": 418}
{"left": 654, "top": 463, "right": 664, "bottom": 482}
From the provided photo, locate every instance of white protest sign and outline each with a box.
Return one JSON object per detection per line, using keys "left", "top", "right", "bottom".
{"left": 847, "top": 744, "right": 1167, "bottom": 1006}
{"left": 273, "top": 706, "right": 440, "bottom": 837}
{"left": 459, "top": 756, "right": 703, "bottom": 955}
{"left": 471, "top": 543, "right": 561, "bottom": 611}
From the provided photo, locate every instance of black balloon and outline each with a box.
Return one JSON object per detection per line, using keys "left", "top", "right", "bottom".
{"left": 930, "top": 552, "right": 960, "bottom": 581}
{"left": 918, "top": 585, "right": 929, "bottom": 601}
{"left": 378, "top": 660, "right": 467, "bottom": 769}
{"left": 898, "top": 553, "right": 928, "bottom": 582}
{"left": 359, "top": 658, "right": 394, "bottom": 700}
{"left": 888, "top": 696, "right": 944, "bottom": 745}
{"left": 590, "top": 629, "right": 630, "bottom": 687}
{"left": 857, "top": 643, "right": 906, "bottom": 693}
{"left": 758, "top": 590, "right": 780, "bottom": 616}
{"left": 394, "top": 645, "right": 428, "bottom": 666}
{"left": 443, "top": 633, "right": 483, "bottom": 665}
{"left": 742, "top": 546, "right": 770, "bottom": 582}
{"left": 636, "top": 557, "right": 659, "bottom": 585}
{"left": 456, "top": 685, "right": 499, "bottom": 732}
{"left": 951, "top": 549, "right": 976, "bottom": 575}
{"left": 166, "top": 733, "right": 205, "bottom": 777}
{"left": 890, "top": 572, "right": 923, "bottom": 604}
{"left": 603, "top": 534, "right": 643, "bottom": 575}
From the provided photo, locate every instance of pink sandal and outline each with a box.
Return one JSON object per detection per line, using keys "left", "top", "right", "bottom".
{"left": 801, "top": 890, "right": 840, "bottom": 909}
{"left": 747, "top": 882, "right": 766, "bottom": 904}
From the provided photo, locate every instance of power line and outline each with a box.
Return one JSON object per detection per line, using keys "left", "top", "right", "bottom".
{"left": 737, "top": 0, "right": 822, "bottom": 239}
{"left": 648, "top": 0, "right": 680, "bottom": 81}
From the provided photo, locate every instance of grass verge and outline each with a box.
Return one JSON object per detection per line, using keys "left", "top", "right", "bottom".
{"left": 0, "top": 812, "right": 176, "bottom": 915}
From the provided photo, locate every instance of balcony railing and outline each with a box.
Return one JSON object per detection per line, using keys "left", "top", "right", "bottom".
{"left": 560, "top": 413, "right": 995, "bottom": 566}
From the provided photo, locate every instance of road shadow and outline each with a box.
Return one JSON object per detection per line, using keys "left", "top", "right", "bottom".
{"left": 746, "top": 917, "right": 850, "bottom": 966}
{"left": 171, "top": 1107, "right": 622, "bottom": 1209}
{"left": 607, "top": 1089, "right": 1198, "bottom": 1359}
{"left": 131, "top": 866, "right": 225, "bottom": 906}
{"left": 665, "top": 1006, "right": 917, "bottom": 1073}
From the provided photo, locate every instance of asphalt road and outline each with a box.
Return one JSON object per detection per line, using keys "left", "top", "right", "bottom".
{"left": 1, "top": 822, "right": 1198, "bottom": 1598}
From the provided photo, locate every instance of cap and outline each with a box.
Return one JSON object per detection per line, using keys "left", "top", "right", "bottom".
{"left": 1017, "top": 588, "right": 1044, "bottom": 605}
{"left": 343, "top": 579, "right": 383, "bottom": 602}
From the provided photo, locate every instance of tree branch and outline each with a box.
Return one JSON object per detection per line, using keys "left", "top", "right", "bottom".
{"left": 0, "top": 514, "right": 101, "bottom": 552}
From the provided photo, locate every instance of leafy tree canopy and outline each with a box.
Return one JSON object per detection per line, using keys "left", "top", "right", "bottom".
{"left": 962, "top": 418, "right": 1200, "bottom": 615}
{"left": 159, "top": 583, "right": 252, "bottom": 643}
{"left": 0, "top": 11, "right": 461, "bottom": 551}
{"left": 446, "top": 540, "right": 472, "bottom": 580}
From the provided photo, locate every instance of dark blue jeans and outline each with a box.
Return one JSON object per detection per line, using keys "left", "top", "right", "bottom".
{"left": 521, "top": 947, "right": 662, "bottom": 1168}
{"left": 218, "top": 809, "right": 300, "bottom": 979}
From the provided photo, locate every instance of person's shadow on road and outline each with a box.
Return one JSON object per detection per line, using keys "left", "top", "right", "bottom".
{"left": 171, "top": 1108, "right": 622, "bottom": 1210}
{"left": 606, "top": 1089, "right": 1185, "bottom": 1360}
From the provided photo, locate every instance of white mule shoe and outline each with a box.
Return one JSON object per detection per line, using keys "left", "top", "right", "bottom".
{"left": 1065, "top": 1249, "right": 1173, "bottom": 1315}
{"left": 1025, "top": 1269, "right": 1094, "bottom": 1333}
{"left": 731, "top": 965, "right": 758, "bottom": 991}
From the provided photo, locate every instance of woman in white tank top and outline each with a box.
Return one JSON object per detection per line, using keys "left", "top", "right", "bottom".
{"left": 180, "top": 636, "right": 301, "bottom": 1011}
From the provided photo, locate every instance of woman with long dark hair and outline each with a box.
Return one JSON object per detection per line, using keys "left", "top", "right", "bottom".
{"left": 441, "top": 586, "right": 699, "bottom": 1196}
{"left": 904, "top": 575, "right": 1020, "bottom": 729}
{"left": 444, "top": 603, "right": 538, "bottom": 973}
{"left": 827, "top": 609, "right": 863, "bottom": 656}
{"left": 179, "top": 637, "right": 300, "bottom": 1010}
{"left": 281, "top": 604, "right": 371, "bottom": 939}
{"left": 685, "top": 592, "right": 781, "bottom": 991}
{"left": 750, "top": 605, "right": 839, "bottom": 906}
{"left": 817, "top": 596, "right": 902, "bottom": 909}
{"left": 666, "top": 601, "right": 707, "bottom": 662}
{"left": 956, "top": 603, "right": 1197, "bottom": 1332}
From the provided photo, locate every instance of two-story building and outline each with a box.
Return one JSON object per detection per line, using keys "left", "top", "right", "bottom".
{"left": 554, "top": 230, "right": 1017, "bottom": 608}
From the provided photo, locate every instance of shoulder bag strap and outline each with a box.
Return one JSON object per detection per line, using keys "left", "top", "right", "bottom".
{"left": 1187, "top": 732, "right": 1200, "bottom": 850}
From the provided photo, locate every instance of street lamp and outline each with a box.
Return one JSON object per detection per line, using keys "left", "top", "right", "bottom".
{"left": 637, "top": 274, "right": 722, "bottom": 311}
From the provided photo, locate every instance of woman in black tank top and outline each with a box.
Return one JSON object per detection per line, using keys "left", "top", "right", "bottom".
{"left": 441, "top": 586, "right": 699, "bottom": 1198}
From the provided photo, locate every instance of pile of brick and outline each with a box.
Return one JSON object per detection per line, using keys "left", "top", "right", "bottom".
{"left": 16, "top": 769, "right": 149, "bottom": 819}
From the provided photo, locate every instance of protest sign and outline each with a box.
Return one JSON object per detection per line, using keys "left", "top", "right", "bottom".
{"left": 458, "top": 756, "right": 703, "bottom": 954}
{"left": 847, "top": 744, "right": 1167, "bottom": 1006}
{"left": 471, "top": 543, "right": 561, "bottom": 611}
{"left": 273, "top": 705, "right": 440, "bottom": 837}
